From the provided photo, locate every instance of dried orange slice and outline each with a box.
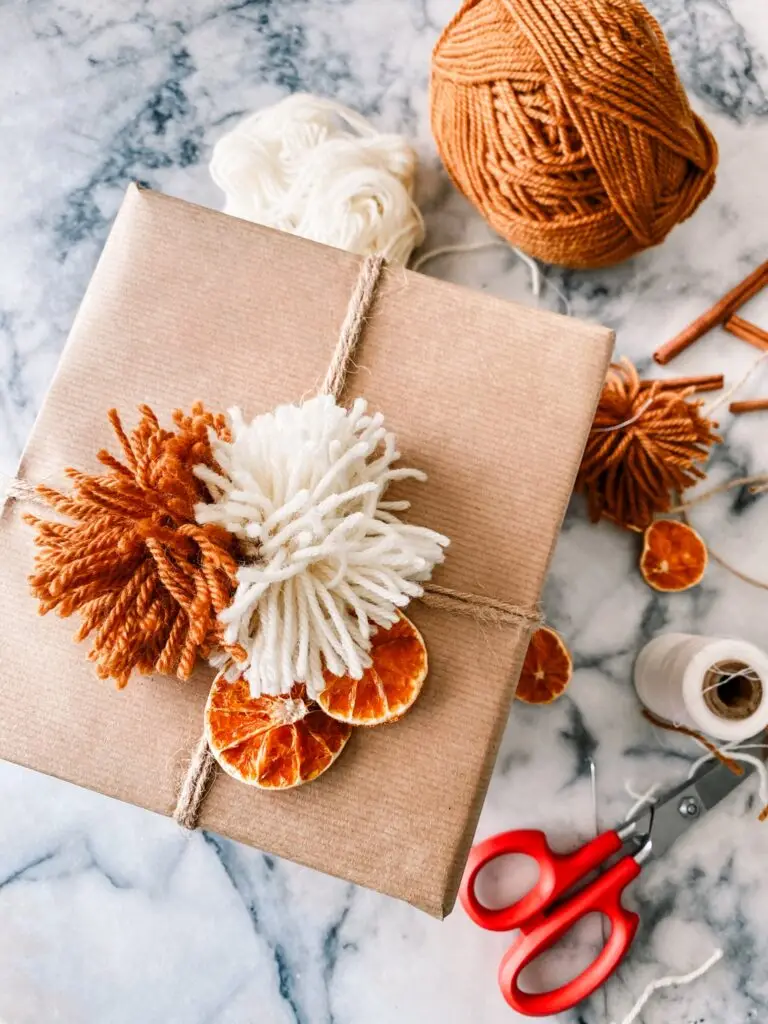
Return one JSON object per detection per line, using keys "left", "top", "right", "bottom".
{"left": 205, "top": 678, "right": 351, "bottom": 789}
{"left": 515, "top": 627, "right": 573, "bottom": 704}
{"left": 317, "top": 612, "right": 428, "bottom": 726}
{"left": 640, "top": 520, "right": 707, "bottom": 592}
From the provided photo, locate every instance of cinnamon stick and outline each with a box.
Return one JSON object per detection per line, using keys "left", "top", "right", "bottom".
{"left": 641, "top": 373, "right": 724, "bottom": 393}
{"left": 729, "top": 398, "right": 768, "bottom": 414}
{"left": 724, "top": 314, "right": 768, "bottom": 351}
{"left": 682, "top": 378, "right": 725, "bottom": 394}
{"left": 653, "top": 260, "right": 768, "bottom": 365}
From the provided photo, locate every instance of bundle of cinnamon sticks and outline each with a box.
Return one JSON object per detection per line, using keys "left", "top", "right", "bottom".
{"left": 653, "top": 259, "right": 768, "bottom": 414}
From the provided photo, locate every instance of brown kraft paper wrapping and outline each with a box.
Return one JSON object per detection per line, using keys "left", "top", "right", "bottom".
{"left": 0, "top": 185, "right": 613, "bottom": 917}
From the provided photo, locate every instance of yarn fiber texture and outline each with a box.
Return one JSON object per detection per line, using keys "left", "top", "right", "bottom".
{"left": 210, "top": 94, "right": 425, "bottom": 264}
{"left": 194, "top": 395, "right": 449, "bottom": 698}
{"left": 26, "top": 405, "right": 244, "bottom": 687}
{"left": 430, "top": 0, "right": 718, "bottom": 269}
{"left": 576, "top": 360, "right": 721, "bottom": 532}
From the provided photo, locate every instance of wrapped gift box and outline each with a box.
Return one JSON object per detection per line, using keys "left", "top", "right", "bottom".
{"left": 0, "top": 185, "right": 612, "bottom": 916}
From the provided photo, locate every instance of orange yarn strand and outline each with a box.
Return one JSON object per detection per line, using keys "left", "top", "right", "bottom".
{"left": 430, "top": 0, "right": 717, "bottom": 269}
{"left": 576, "top": 360, "right": 721, "bottom": 531}
{"left": 26, "top": 404, "right": 245, "bottom": 688}
{"left": 642, "top": 710, "right": 744, "bottom": 776}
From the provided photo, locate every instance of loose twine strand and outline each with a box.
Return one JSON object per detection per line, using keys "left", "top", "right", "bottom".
{"left": 670, "top": 474, "right": 768, "bottom": 591}
{"left": 687, "top": 352, "right": 768, "bottom": 588}
{"left": 702, "top": 349, "right": 768, "bottom": 417}
{"left": 171, "top": 253, "right": 541, "bottom": 828}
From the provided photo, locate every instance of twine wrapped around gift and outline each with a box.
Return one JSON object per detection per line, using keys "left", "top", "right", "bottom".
{"left": 7, "top": 252, "right": 542, "bottom": 829}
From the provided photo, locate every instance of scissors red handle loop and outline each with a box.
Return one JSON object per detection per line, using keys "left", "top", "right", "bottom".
{"left": 459, "top": 828, "right": 624, "bottom": 932}
{"left": 498, "top": 855, "right": 641, "bottom": 1016}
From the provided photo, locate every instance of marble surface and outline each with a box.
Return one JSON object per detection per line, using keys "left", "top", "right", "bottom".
{"left": 1, "top": 1, "right": 767, "bottom": 1022}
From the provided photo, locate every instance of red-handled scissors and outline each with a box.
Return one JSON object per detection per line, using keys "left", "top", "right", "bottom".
{"left": 460, "top": 759, "right": 752, "bottom": 1016}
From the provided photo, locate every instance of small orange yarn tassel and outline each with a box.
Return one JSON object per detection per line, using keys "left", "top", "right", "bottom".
{"left": 576, "top": 360, "right": 721, "bottom": 531}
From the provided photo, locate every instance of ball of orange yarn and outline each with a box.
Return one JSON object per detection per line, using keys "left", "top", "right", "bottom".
{"left": 430, "top": 0, "right": 718, "bottom": 269}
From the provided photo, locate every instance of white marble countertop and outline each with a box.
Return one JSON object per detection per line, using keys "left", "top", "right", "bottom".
{"left": 1, "top": 2, "right": 767, "bottom": 1022}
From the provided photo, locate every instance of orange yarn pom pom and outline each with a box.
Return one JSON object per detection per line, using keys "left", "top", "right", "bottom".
{"left": 576, "top": 360, "right": 721, "bottom": 531}
{"left": 26, "top": 404, "right": 245, "bottom": 687}
{"left": 430, "top": 0, "right": 718, "bottom": 268}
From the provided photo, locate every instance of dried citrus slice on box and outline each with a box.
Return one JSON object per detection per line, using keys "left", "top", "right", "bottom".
{"left": 515, "top": 627, "right": 573, "bottom": 705}
{"left": 640, "top": 519, "right": 707, "bottom": 592}
{"left": 317, "top": 612, "right": 428, "bottom": 726}
{"left": 205, "top": 678, "right": 351, "bottom": 789}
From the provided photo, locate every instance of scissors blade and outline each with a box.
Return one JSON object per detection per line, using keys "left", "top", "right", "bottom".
{"left": 643, "top": 758, "right": 755, "bottom": 863}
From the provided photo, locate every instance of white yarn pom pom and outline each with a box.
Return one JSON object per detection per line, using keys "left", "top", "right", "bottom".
{"left": 209, "top": 93, "right": 425, "bottom": 264}
{"left": 195, "top": 396, "right": 448, "bottom": 698}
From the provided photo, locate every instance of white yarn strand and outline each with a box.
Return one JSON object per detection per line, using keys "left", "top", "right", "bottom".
{"left": 622, "top": 781, "right": 662, "bottom": 821}
{"left": 410, "top": 240, "right": 572, "bottom": 314}
{"left": 210, "top": 94, "right": 425, "bottom": 264}
{"left": 609, "top": 949, "right": 723, "bottom": 1024}
{"left": 703, "top": 349, "right": 768, "bottom": 416}
{"left": 594, "top": 395, "right": 655, "bottom": 434}
{"left": 195, "top": 395, "right": 448, "bottom": 697}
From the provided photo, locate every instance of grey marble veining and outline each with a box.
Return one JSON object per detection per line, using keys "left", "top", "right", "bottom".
{"left": 1, "top": 2, "right": 767, "bottom": 1022}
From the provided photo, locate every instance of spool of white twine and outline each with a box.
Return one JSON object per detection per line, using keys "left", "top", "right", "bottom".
{"left": 634, "top": 633, "right": 768, "bottom": 742}
{"left": 209, "top": 93, "right": 425, "bottom": 264}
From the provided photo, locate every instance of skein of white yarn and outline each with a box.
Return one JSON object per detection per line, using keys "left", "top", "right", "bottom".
{"left": 210, "top": 93, "right": 425, "bottom": 264}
